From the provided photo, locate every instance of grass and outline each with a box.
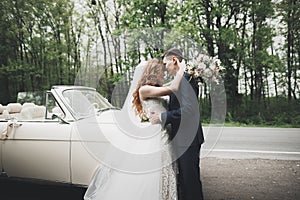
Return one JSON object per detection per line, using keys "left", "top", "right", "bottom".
{"left": 202, "top": 121, "right": 300, "bottom": 128}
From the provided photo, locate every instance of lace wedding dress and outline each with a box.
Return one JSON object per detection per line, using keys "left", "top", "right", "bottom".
{"left": 84, "top": 98, "right": 177, "bottom": 200}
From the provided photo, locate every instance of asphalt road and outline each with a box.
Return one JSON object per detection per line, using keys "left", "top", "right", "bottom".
{"left": 0, "top": 127, "right": 299, "bottom": 200}
{"left": 1, "top": 158, "right": 299, "bottom": 200}
{"left": 201, "top": 157, "right": 300, "bottom": 200}
{"left": 201, "top": 127, "right": 300, "bottom": 160}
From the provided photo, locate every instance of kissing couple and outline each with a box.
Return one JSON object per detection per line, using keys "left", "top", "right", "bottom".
{"left": 84, "top": 48, "right": 205, "bottom": 200}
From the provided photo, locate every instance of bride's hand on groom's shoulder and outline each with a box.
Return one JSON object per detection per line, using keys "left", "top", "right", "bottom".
{"left": 149, "top": 111, "right": 161, "bottom": 124}
{"left": 178, "top": 59, "right": 186, "bottom": 74}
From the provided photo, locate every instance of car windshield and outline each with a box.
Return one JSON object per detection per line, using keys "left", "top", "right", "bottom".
{"left": 62, "top": 88, "right": 113, "bottom": 119}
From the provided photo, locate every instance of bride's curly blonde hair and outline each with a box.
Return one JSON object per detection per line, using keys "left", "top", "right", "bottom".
{"left": 132, "top": 59, "right": 165, "bottom": 116}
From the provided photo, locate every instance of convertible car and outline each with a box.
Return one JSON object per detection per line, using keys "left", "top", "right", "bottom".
{"left": 0, "top": 85, "right": 120, "bottom": 187}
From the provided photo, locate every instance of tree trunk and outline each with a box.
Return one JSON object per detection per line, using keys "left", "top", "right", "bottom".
{"left": 202, "top": 0, "right": 214, "bottom": 56}
{"left": 287, "top": 0, "right": 293, "bottom": 102}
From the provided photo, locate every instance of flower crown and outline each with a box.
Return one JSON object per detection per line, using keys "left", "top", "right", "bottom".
{"left": 186, "top": 54, "right": 224, "bottom": 85}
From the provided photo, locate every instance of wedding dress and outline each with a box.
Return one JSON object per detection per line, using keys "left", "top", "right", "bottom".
{"left": 84, "top": 98, "right": 177, "bottom": 200}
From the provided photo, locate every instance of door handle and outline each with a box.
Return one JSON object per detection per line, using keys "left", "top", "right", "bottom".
{"left": 8, "top": 122, "right": 23, "bottom": 128}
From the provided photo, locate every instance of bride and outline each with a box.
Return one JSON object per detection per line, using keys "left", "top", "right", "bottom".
{"left": 84, "top": 58, "right": 185, "bottom": 200}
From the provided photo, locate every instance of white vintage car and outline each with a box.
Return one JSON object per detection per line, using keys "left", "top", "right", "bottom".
{"left": 0, "top": 85, "right": 120, "bottom": 187}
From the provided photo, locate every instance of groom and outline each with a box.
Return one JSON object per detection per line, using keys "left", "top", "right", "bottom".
{"left": 150, "top": 48, "right": 205, "bottom": 200}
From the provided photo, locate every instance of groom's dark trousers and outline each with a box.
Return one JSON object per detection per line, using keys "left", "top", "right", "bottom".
{"left": 161, "top": 73, "right": 204, "bottom": 200}
{"left": 176, "top": 139, "right": 203, "bottom": 200}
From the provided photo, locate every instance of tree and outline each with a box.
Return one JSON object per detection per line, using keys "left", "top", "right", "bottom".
{"left": 0, "top": 0, "right": 82, "bottom": 104}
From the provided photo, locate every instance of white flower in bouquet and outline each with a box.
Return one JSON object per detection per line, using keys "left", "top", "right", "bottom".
{"left": 204, "top": 68, "right": 213, "bottom": 77}
{"left": 198, "top": 63, "right": 206, "bottom": 70}
{"left": 187, "top": 54, "right": 224, "bottom": 84}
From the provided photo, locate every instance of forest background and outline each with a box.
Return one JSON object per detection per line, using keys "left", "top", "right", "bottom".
{"left": 0, "top": 0, "right": 299, "bottom": 127}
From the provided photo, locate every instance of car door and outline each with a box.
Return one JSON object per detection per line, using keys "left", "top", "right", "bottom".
{"left": 2, "top": 119, "right": 72, "bottom": 183}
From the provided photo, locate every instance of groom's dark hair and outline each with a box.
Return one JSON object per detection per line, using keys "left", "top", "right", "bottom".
{"left": 162, "top": 48, "right": 184, "bottom": 62}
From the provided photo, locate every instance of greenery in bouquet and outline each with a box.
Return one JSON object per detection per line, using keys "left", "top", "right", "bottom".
{"left": 186, "top": 54, "right": 224, "bottom": 85}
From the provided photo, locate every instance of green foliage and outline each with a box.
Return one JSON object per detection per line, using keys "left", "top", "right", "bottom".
{"left": 0, "top": 0, "right": 80, "bottom": 104}
{"left": 226, "top": 96, "right": 300, "bottom": 127}
{"left": 120, "top": 0, "right": 168, "bottom": 29}
{"left": 0, "top": 0, "right": 299, "bottom": 127}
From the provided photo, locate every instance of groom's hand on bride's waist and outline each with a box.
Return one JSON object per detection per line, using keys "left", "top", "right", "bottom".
{"left": 149, "top": 111, "right": 161, "bottom": 124}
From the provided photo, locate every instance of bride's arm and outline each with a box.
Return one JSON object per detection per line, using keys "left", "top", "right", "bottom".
{"left": 163, "top": 82, "right": 171, "bottom": 87}
{"left": 167, "top": 62, "right": 185, "bottom": 91}
{"left": 139, "top": 60, "right": 185, "bottom": 100}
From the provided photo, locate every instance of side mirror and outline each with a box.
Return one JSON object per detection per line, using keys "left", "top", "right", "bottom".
{"left": 52, "top": 114, "right": 69, "bottom": 124}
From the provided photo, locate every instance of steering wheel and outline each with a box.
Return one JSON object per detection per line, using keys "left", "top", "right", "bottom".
{"left": 87, "top": 102, "right": 99, "bottom": 111}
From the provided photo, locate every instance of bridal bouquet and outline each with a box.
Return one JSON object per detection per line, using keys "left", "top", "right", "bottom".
{"left": 186, "top": 54, "right": 224, "bottom": 85}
